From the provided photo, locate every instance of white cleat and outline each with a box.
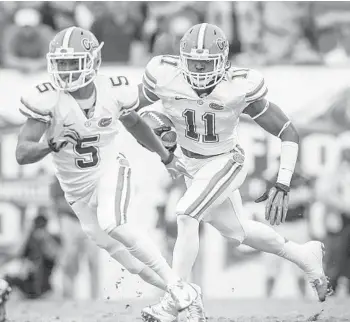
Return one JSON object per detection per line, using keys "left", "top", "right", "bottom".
{"left": 141, "top": 292, "right": 178, "bottom": 322}
{"left": 300, "top": 241, "right": 332, "bottom": 302}
{"left": 186, "top": 284, "right": 206, "bottom": 322}
{"left": 167, "top": 280, "right": 198, "bottom": 311}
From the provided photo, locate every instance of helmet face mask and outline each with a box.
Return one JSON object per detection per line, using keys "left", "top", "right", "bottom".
{"left": 46, "top": 27, "right": 103, "bottom": 92}
{"left": 180, "top": 23, "right": 229, "bottom": 90}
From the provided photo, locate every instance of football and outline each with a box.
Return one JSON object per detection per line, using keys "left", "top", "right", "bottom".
{"left": 140, "top": 110, "right": 177, "bottom": 151}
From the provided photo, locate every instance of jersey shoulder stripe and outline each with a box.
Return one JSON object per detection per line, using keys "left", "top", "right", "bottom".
{"left": 142, "top": 85, "right": 159, "bottom": 103}
{"left": 245, "top": 69, "right": 268, "bottom": 104}
{"left": 19, "top": 84, "right": 56, "bottom": 123}
{"left": 142, "top": 75, "right": 156, "bottom": 92}
{"left": 142, "top": 55, "right": 179, "bottom": 94}
{"left": 145, "top": 68, "right": 157, "bottom": 87}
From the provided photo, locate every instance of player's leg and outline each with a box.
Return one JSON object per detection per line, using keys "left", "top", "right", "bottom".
{"left": 59, "top": 216, "right": 82, "bottom": 298}
{"left": 95, "top": 155, "right": 198, "bottom": 310}
{"left": 142, "top": 151, "right": 245, "bottom": 322}
{"left": 206, "top": 189, "right": 329, "bottom": 301}
{"left": 244, "top": 223, "right": 329, "bottom": 301}
{"left": 173, "top": 152, "right": 246, "bottom": 280}
{"left": 156, "top": 152, "right": 244, "bottom": 322}
{"left": 70, "top": 194, "right": 167, "bottom": 292}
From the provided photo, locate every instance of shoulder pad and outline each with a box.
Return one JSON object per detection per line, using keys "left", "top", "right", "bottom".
{"left": 106, "top": 75, "right": 139, "bottom": 116}
{"left": 20, "top": 82, "right": 57, "bottom": 123}
{"left": 142, "top": 55, "right": 180, "bottom": 94}
{"left": 229, "top": 68, "right": 268, "bottom": 104}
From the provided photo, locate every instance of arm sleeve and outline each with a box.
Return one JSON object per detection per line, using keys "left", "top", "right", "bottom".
{"left": 141, "top": 55, "right": 163, "bottom": 96}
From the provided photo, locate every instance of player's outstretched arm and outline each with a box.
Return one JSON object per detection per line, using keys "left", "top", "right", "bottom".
{"left": 120, "top": 111, "right": 191, "bottom": 179}
{"left": 16, "top": 118, "right": 51, "bottom": 165}
{"left": 244, "top": 99, "right": 299, "bottom": 225}
{"left": 120, "top": 111, "right": 171, "bottom": 162}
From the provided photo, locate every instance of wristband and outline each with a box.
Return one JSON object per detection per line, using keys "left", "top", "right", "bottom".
{"left": 275, "top": 182, "right": 290, "bottom": 194}
{"left": 277, "top": 141, "right": 298, "bottom": 186}
{"left": 162, "top": 152, "right": 174, "bottom": 165}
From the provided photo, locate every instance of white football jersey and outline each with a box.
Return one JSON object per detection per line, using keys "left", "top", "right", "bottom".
{"left": 142, "top": 55, "right": 267, "bottom": 156}
{"left": 19, "top": 75, "right": 139, "bottom": 202}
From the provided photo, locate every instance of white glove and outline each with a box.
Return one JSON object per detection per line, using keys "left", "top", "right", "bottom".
{"left": 255, "top": 183, "right": 290, "bottom": 225}
{"left": 162, "top": 153, "right": 192, "bottom": 180}
{"left": 48, "top": 128, "right": 81, "bottom": 153}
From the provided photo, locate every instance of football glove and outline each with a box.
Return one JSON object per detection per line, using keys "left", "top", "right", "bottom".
{"left": 162, "top": 153, "right": 193, "bottom": 180}
{"left": 48, "top": 128, "right": 81, "bottom": 153}
{"left": 255, "top": 182, "right": 290, "bottom": 226}
{"left": 154, "top": 125, "right": 177, "bottom": 153}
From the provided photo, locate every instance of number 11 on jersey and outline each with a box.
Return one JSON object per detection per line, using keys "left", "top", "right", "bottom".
{"left": 183, "top": 109, "right": 219, "bottom": 143}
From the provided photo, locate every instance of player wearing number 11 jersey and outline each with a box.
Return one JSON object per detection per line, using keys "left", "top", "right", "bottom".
{"left": 137, "top": 23, "right": 331, "bottom": 322}
{"left": 15, "top": 26, "right": 202, "bottom": 312}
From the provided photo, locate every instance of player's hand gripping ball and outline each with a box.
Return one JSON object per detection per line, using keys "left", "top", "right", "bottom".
{"left": 140, "top": 111, "right": 177, "bottom": 153}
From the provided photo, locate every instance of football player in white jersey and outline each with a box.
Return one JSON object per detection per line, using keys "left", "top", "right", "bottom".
{"left": 15, "top": 26, "right": 201, "bottom": 311}
{"left": 136, "top": 23, "right": 330, "bottom": 321}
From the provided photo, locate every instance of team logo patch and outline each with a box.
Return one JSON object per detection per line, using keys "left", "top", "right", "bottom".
{"left": 98, "top": 117, "right": 112, "bottom": 127}
{"left": 216, "top": 38, "right": 228, "bottom": 51}
{"left": 209, "top": 102, "right": 224, "bottom": 110}
{"left": 232, "top": 151, "right": 245, "bottom": 165}
{"left": 81, "top": 38, "right": 96, "bottom": 51}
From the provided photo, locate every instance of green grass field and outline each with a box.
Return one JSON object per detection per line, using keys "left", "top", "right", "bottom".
{"left": 6, "top": 297, "right": 349, "bottom": 322}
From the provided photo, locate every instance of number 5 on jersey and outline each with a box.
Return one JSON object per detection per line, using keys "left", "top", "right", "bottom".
{"left": 74, "top": 135, "right": 100, "bottom": 169}
{"left": 183, "top": 109, "right": 219, "bottom": 143}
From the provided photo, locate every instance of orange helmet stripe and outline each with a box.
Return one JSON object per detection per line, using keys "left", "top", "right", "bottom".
{"left": 197, "top": 23, "right": 207, "bottom": 50}
{"left": 62, "top": 26, "right": 75, "bottom": 48}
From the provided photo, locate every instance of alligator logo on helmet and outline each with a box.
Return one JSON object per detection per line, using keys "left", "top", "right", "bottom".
{"left": 216, "top": 38, "right": 228, "bottom": 51}
{"left": 81, "top": 38, "right": 96, "bottom": 51}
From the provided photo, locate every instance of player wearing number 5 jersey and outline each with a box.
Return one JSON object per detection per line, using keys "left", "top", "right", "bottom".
{"left": 137, "top": 23, "right": 331, "bottom": 322}
{"left": 15, "top": 26, "right": 202, "bottom": 311}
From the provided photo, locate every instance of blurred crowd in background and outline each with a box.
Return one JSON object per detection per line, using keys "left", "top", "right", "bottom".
{"left": 1, "top": 1, "right": 350, "bottom": 73}
{"left": 0, "top": 0, "right": 350, "bottom": 302}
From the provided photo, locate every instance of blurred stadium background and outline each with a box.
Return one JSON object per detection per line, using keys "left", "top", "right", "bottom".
{"left": 0, "top": 1, "right": 350, "bottom": 320}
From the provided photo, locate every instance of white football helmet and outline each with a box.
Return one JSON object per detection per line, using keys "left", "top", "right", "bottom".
{"left": 47, "top": 26, "right": 104, "bottom": 92}
{"left": 179, "top": 23, "right": 229, "bottom": 89}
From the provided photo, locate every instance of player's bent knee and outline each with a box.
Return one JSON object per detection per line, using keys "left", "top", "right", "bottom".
{"left": 176, "top": 214, "right": 200, "bottom": 236}
{"left": 96, "top": 207, "right": 124, "bottom": 235}
{"left": 176, "top": 202, "right": 201, "bottom": 221}
{"left": 97, "top": 218, "right": 118, "bottom": 235}
{"left": 176, "top": 213, "right": 198, "bottom": 224}
{"left": 219, "top": 225, "right": 247, "bottom": 246}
